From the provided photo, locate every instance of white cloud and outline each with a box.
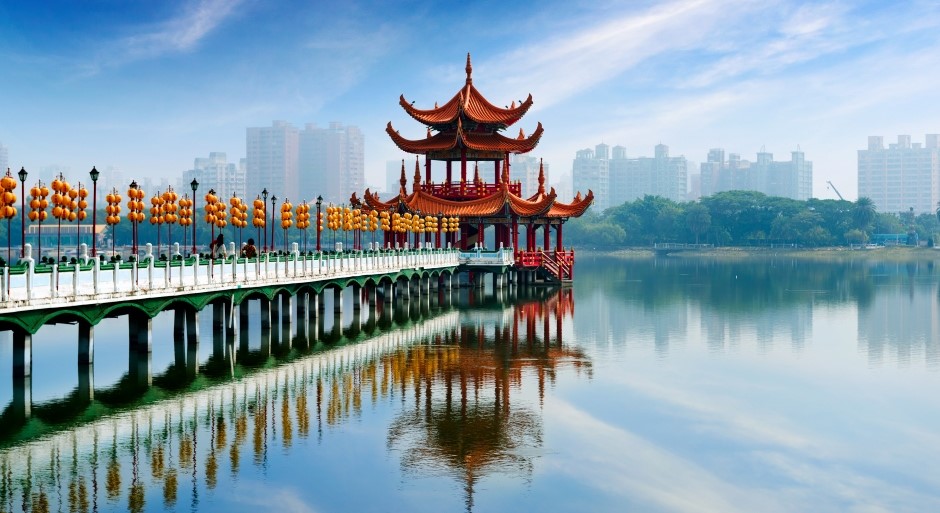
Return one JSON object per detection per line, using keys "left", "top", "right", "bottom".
{"left": 86, "top": 0, "right": 242, "bottom": 73}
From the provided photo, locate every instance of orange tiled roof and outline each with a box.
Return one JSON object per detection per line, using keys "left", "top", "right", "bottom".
{"left": 399, "top": 54, "right": 533, "bottom": 127}
{"left": 545, "top": 190, "right": 594, "bottom": 218}
{"left": 387, "top": 119, "right": 543, "bottom": 155}
{"left": 363, "top": 184, "right": 559, "bottom": 218}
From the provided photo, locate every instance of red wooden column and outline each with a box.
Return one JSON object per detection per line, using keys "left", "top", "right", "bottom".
{"left": 446, "top": 161, "right": 453, "bottom": 186}
{"left": 512, "top": 216, "right": 519, "bottom": 252}
{"left": 478, "top": 222, "right": 485, "bottom": 248}
{"left": 556, "top": 224, "right": 563, "bottom": 252}
{"left": 494, "top": 159, "right": 501, "bottom": 184}
{"left": 527, "top": 223, "right": 535, "bottom": 251}
{"left": 543, "top": 222, "right": 550, "bottom": 250}
{"left": 460, "top": 148, "right": 467, "bottom": 194}
{"left": 425, "top": 155, "right": 431, "bottom": 187}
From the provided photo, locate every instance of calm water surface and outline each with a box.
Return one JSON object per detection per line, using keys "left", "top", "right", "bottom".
{"left": 1, "top": 256, "right": 939, "bottom": 512}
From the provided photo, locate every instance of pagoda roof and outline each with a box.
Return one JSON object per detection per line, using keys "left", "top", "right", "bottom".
{"left": 399, "top": 54, "right": 534, "bottom": 128}
{"left": 545, "top": 190, "right": 594, "bottom": 218}
{"left": 386, "top": 119, "right": 543, "bottom": 155}
{"left": 362, "top": 184, "right": 559, "bottom": 218}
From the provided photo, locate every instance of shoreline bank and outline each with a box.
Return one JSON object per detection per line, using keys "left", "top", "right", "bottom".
{"left": 579, "top": 246, "right": 940, "bottom": 262}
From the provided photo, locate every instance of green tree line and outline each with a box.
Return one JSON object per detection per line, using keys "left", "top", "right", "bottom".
{"left": 562, "top": 191, "right": 940, "bottom": 249}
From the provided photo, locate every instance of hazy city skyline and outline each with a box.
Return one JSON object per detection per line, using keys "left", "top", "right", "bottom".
{"left": 2, "top": 1, "right": 939, "bottom": 201}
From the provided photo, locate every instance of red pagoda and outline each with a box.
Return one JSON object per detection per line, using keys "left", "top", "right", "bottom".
{"left": 357, "top": 54, "right": 592, "bottom": 283}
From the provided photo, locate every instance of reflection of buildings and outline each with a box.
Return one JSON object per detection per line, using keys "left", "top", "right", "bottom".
{"left": 0, "top": 289, "right": 588, "bottom": 513}
{"left": 857, "top": 272, "right": 940, "bottom": 366}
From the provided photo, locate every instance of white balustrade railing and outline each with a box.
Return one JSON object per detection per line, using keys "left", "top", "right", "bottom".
{"left": 0, "top": 243, "right": 460, "bottom": 313}
{"left": 458, "top": 245, "right": 515, "bottom": 266}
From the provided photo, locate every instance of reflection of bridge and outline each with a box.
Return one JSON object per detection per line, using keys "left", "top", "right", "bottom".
{"left": 652, "top": 243, "right": 714, "bottom": 256}
{"left": 0, "top": 242, "right": 538, "bottom": 425}
{"left": 0, "top": 283, "right": 584, "bottom": 513}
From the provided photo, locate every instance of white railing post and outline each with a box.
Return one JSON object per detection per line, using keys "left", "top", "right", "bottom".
{"left": 112, "top": 260, "right": 118, "bottom": 293}
{"left": 73, "top": 261, "right": 79, "bottom": 299}
{"left": 193, "top": 254, "right": 200, "bottom": 286}
{"left": 51, "top": 264, "right": 58, "bottom": 299}
{"left": 1, "top": 266, "right": 7, "bottom": 303}
{"left": 93, "top": 255, "right": 100, "bottom": 295}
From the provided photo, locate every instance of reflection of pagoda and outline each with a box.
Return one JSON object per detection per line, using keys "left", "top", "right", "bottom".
{"left": 387, "top": 289, "right": 590, "bottom": 511}
{"left": 359, "top": 54, "right": 593, "bottom": 282}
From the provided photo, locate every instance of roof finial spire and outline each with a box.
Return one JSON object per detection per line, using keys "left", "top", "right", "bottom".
{"left": 465, "top": 52, "right": 473, "bottom": 84}
{"left": 537, "top": 158, "right": 545, "bottom": 194}
{"left": 502, "top": 154, "right": 510, "bottom": 184}
{"left": 399, "top": 159, "right": 407, "bottom": 196}
{"left": 414, "top": 156, "right": 422, "bottom": 193}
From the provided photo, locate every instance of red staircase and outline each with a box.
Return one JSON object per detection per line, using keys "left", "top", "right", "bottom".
{"left": 515, "top": 249, "right": 575, "bottom": 283}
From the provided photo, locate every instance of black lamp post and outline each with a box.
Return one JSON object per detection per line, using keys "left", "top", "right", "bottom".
{"left": 190, "top": 178, "right": 199, "bottom": 256}
{"left": 17, "top": 167, "right": 26, "bottom": 259}
{"left": 261, "top": 188, "right": 268, "bottom": 251}
{"left": 89, "top": 166, "right": 99, "bottom": 257}
{"left": 316, "top": 195, "right": 323, "bottom": 252}
{"left": 129, "top": 180, "right": 139, "bottom": 256}
{"left": 270, "top": 195, "right": 277, "bottom": 253}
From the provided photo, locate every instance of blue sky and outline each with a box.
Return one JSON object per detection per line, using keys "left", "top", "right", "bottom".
{"left": 2, "top": 0, "right": 940, "bottom": 201}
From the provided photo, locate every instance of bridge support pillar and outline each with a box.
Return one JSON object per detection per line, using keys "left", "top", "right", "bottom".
{"left": 347, "top": 308, "right": 361, "bottom": 339}
{"left": 128, "top": 313, "right": 152, "bottom": 388}
{"left": 271, "top": 295, "right": 281, "bottom": 330}
{"left": 239, "top": 302, "right": 250, "bottom": 355}
{"left": 186, "top": 309, "right": 199, "bottom": 378}
{"left": 352, "top": 284, "right": 362, "bottom": 311}
{"left": 12, "top": 329, "right": 32, "bottom": 421}
{"left": 213, "top": 301, "right": 225, "bottom": 332}
{"left": 367, "top": 284, "right": 377, "bottom": 307}
{"left": 173, "top": 309, "right": 186, "bottom": 368}
{"left": 260, "top": 298, "right": 271, "bottom": 330}
{"left": 383, "top": 283, "right": 393, "bottom": 303}
{"left": 297, "top": 293, "right": 309, "bottom": 349}
{"left": 334, "top": 287, "right": 343, "bottom": 314}
{"left": 476, "top": 272, "right": 486, "bottom": 289}
{"left": 78, "top": 321, "right": 95, "bottom": 403}
{"left": 282, "top": 294, "right": 294, "bottom": 351}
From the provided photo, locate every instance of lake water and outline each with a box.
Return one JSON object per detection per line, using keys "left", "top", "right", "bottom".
{"left": 1, "top": 256, "right": 939, "bottom": 513}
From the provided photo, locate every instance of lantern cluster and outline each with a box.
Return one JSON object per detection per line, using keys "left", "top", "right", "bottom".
{"left": 204, "top": 190, "right": 227, "bottom": 228}
{"left": 424, "top": 215, "right": 438, "bottom": 233}
{"left": 149, "top": 192, "right": 165, "bottom": 225}
{"left": 295, "top": 202, "right": 311, "bottom": 230}
{"left": 326, "top": 205, "right": 343, "bottom": 231}
{"left": 126, "top": 185, "right": 146, "bottom": 223}
{"left": 51, "top": 176, "right": 78, "bottom": 223}
{"left": 379, "top": 211, "right": 390, "bottom": 231}
{"left": 74, "top": 185, "right": 89, "bottom": 223}
{"left": 29, "top": 183, "right": 50, "bottom": 223}
{"left": 251, "top": 196, "right": 266, "bottom": 228}
{"left": 280, "top": 199, "right": 293, "bottom": 229}
{"left": 445, "top": 216, "right": 460, "bottom": 232}
{"left": 161, "top": 188, "right": 180, "bottom": 225}
{"left": 104, "top": 189, "right": 122, "bottom": 226}
{"left": 0, "top": 171, "right": 18, "bottom": 221}
{"left": 230, "top": 196, "right": 249, "bottom": 229}
{"left": 178, "top": 194, "right": 193, "bottom": 228}
{"left": 391, "top": 212, "right": 403, "bottom": 232}
{"left": 366, "top": 210, "right": 379, "bottom": 232}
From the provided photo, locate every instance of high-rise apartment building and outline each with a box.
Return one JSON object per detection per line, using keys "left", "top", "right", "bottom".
{"left": 0, "top": 141, "right": 8, "bottom": 173}
{"left": 700, "top": 148, "right": 811, "bottom": 200}
{"left": 181, "top": 152, "right": 246, "bottom": 201}
{"left": 573, "top": 143, "right": 687, "bottom": 210}
{"left": 609, "top": 144, "right": 688, "bottom": 205}
{"left": 572, "top": 146, "right": 609, "bottom": 211}
{"left": 510, "top": 154, "right": 550, "bottom": 198}
{"left": 858, "top": 135, "right": 940, "bottom": 214}
{"left": 246, "top": 121, "right": 299, "bottom": 202}
{"left": 298, "top": 122, "right": 364, "bottom": 204}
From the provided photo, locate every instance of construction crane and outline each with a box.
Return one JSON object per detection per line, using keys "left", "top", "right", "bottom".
{"left": 827, "top": 181, "right": 845, "bottom": 201}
